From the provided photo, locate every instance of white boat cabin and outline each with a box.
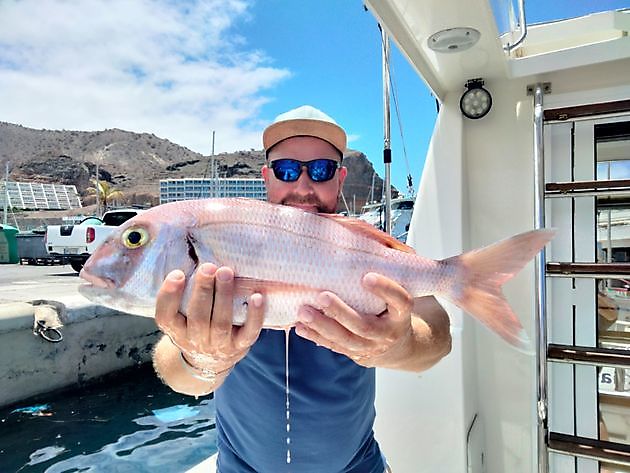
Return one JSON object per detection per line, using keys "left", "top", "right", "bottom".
{"left": 365, "top": 1, "right": 630, "bottom": 472}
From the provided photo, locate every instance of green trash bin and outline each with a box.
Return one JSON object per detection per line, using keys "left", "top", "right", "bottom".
{"left": 0, "top": 225, "right": 19, "bottom": 264}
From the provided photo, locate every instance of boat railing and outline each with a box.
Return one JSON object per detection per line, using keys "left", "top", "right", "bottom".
{"left": 492, "top": 1, "right": 630, "bottom": 55}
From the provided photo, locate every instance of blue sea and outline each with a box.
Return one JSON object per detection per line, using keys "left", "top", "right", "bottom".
{"left": 0, "top": 364, "right": 217, "bottom": 472}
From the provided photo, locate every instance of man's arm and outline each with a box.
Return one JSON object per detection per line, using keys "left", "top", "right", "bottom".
{"left": 153, "top": 335, "right": 231, "bottom": 396}
{"left": 294, "top": 272, "right": 451, "bottom": 372}
{"left": 152, "top": 264, "right": 265, "bottom": 397}
{"left": 391, "top": 296, "right": 452, "bottom": 371}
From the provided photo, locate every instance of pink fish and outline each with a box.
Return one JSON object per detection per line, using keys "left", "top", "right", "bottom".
{"left": 79, "top": 198, "right": 554, "bottom": 348}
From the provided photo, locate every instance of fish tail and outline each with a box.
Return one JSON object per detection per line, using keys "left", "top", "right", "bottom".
{"left": 442, "top": 229, "right": 555, "bottom": 349}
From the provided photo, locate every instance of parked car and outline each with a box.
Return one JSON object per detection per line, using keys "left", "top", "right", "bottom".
{"left": 45, "top": 209, "right": 144, "bottom": 272}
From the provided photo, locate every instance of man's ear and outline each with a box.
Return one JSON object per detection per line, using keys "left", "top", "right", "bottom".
{"left": 337, "top": 166, "right": 348, "bottom": 188}
{"left": 261, "top": 164, "right": 270, "bottom": 184}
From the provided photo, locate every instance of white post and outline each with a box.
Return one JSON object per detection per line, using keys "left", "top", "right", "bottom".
{"left": 2, "top": 162, "right": 9, "bottom": 226}
{"left": 95, "top": 160, "right": 100, "bottom": 217}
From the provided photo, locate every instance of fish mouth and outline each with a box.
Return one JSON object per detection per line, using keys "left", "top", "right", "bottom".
{"left": 79, "top": 269, "right": 116, "bottom": 289}
{"left": 77, "top": 284, "right": 155, "bottom": 317}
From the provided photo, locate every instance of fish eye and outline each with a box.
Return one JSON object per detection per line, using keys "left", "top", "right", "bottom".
{"left": 122, "top": 227, "right": 149, "bottom": 249}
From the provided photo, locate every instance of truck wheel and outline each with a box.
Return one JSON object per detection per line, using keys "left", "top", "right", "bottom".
{"left": 70, "top": 261, "right": 84, "bottom": 272}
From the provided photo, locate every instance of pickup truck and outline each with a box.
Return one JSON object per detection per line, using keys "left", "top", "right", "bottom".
{"left": 45, "top": 208, "right": 144, "bottom": 272}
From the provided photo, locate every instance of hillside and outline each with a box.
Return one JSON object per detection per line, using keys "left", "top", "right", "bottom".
{"left": 0, "top": 122, "right": 394, "bottom": 210}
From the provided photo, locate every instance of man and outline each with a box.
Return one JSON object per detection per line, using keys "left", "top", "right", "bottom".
{"left": 152, "top": 105, "right": 452, "bottom": 472}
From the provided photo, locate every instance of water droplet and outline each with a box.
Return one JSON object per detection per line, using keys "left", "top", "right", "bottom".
{"left": 285, "top": 328, "right": 292, "bottom": 465}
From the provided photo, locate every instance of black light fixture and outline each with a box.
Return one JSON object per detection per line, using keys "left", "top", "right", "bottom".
{"left": 460, "top": 78, "right": 492, "bottom": 119}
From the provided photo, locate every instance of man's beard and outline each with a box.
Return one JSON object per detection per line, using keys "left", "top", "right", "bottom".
{"left": 280, "top": 194, "right": 338, "bottom": 214}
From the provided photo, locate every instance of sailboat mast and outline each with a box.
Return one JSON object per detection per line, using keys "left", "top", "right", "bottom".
{"left": 381, "top": 27, "right": 392, "bottom": 235}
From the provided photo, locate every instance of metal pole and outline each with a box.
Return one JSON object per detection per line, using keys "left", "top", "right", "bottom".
{"left": 3, "top": 162, "right": 8, "bottom": 226}
{"left": 369, "top": 172, "right": 375, "bottom": 204}
{"left": 211, "top": 130, "right": 216, "bottom": 198}
{"left": 381, "top": 27, "right": 392, "bottom": 235}
{"left": 533, "top": 83, "right": 549, "bottom": 473}
{"left": 95, "top": 160, "right": 100, "bottom": 217}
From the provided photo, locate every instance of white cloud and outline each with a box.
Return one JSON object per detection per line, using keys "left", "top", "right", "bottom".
{"left": 0, "top": 0, "right": 290, "bottom": 155}
{"left": 346, "top": 134, "right": 361, "bottom": 146}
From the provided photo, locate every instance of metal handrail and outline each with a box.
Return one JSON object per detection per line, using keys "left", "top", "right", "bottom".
{"left": 504, "top": 0, "right": 527, "bottom": 52}
{"left": 548, "top": 344, "right": 630, "bottom": 369}
{"left": 549, "top": 432, "right": 630, "bottom": 467}
{"left": 545, "top": 178, "right": 630, "bottom": 199}
{"left": 546, "top": 262, "right": 630, "bottom": 279}
{"left": 546, "top": 179, "right": 630, "bottom": 193}
{"left": 532, "top": 83, "right": 548, "bottom": 473}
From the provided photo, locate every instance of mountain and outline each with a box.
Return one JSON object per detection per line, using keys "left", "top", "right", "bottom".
{"left": 0, "top": 122, "right": 395, "bottom": 210}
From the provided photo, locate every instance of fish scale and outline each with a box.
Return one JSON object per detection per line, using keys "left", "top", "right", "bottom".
{"left": 79, "top": 198, "right": 555, "bottom": 348}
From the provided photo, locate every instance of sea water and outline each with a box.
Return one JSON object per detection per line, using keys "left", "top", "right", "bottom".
{"left": 1, "top": 338, "right": 298, "bottom": 471}
{"left": 0, "top": 364, "right": 217, "bottom": 472}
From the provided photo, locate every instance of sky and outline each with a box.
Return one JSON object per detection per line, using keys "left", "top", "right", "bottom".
{"left": 0, "top": 0, "right": 627, "bottom": 194}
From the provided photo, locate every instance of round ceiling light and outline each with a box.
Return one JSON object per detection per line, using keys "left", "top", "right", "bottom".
{"left": 427, "top": 27, "right": 481, "bottom": 53}
{"left": 460, "top": 78, "right": 492, "bottom": 120}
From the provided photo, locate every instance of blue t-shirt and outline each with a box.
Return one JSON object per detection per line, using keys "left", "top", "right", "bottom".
{"left": 215, "top": 328, "right": 384, "bottom": 473}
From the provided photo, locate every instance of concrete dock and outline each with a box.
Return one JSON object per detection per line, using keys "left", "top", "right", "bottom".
{"left": 0, "top": 263, "right": 160, "bottom": 409}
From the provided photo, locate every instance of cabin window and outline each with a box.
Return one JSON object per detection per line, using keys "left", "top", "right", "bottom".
{"left": 595, "top": 120, "right": 630, "bottom": 447}
{"left": 546, "top": 113, "right": 630, "bottom": 472}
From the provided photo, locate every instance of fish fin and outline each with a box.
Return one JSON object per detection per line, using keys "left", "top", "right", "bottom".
{"left": 320, "top": 214, "right": 415, "bottom": 253}
{"left": 233, "top": 277, "right": 319, "bottom": 296}
{"left": 443, "top": 229, "right": 555, "bottom": 349}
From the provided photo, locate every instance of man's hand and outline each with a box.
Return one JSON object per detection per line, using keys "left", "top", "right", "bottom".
{"left": 295, "top": 272, "right": 451, "bottom": 371}
{"left": 155, "top": 263, "right": 265, "bottom": 376}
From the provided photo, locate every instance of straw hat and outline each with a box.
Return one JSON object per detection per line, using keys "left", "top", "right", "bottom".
{"left": 262, "top": 105, "right": 347, "bottom": 156}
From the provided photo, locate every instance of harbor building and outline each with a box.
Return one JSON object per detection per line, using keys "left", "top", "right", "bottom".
{"left": 0, "top": 180, "right": 82, "bottom": 210}
{"left": 159, "top": 178, "right": 267, "bottom": 204}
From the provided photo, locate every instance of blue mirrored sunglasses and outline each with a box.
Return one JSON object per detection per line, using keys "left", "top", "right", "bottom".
{"left": 269, "top": 158, "right": 341, "bottom": 183}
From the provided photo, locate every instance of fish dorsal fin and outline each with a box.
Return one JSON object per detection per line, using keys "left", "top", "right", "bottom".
{"left": 320, "top": 214, "right": 415, "bottom": 253}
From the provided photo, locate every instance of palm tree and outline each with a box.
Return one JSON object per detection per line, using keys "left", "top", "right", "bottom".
{"left": 85, "top": 179, "right": 124, "bottom": 214}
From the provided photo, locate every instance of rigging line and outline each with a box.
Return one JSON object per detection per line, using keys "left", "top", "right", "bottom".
{"left": 197, "top": 131, "right": 216, "bottom": 199}
{"left": 376, "top": 27, "right": 412, "bottom": 180}
{"left": 339, "top": 190, "right": 352, "bottom": 215}
{"left": 388, "top": 60, "right": 412, "bottom": 178}
{"left": 197, "top": 152, "right": 213, "bottom": 199}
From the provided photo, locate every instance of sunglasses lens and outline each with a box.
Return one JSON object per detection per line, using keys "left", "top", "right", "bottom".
{"left": 271, "top": 159, "right": 301, "bottom": 182}
{"left": 307, "top": 159, "right": 338, "bottom": 182}
{"left": 270, "top": 159, "right": 338, "bottom": 182}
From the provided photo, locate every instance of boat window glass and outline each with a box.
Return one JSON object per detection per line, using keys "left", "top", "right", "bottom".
{"left": 596, "top": 122, "right": 630, "bottom": 181}
{"left": 491, "top": 0, "right": 628, "bottom": 35}
{"left": 102, "top": 212, "right": 137, "bottom": 226}
{"left": 596, "top": 120, "right": 630, "bottom": 446}
{"left": 394, "top": 200, "right": 414, "bottom": 210}
{"left": 490, "top": 0, "right": 519, "bottom": 35}
{"left": 601, "top": 462, "right": 630, "bottom": 472}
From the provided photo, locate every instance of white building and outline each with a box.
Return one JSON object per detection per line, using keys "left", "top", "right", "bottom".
{"left": 0, "top": 180, "right": 82, "bottom": 210}
{"left": 159, "top": 178, "right": 266, "bottom": 204}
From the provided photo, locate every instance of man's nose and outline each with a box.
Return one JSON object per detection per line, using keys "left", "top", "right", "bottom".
{"left": 293, "top": 167, "right": 314, "bottom": 192}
